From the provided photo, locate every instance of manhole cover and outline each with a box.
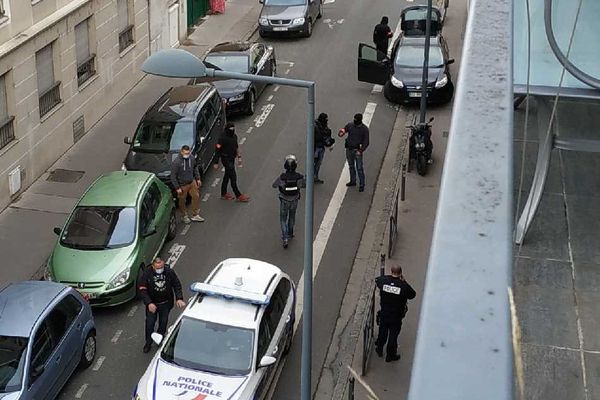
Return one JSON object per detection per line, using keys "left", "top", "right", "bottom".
{"left": 46, "top": 169, "right": 84, "bottom": 183}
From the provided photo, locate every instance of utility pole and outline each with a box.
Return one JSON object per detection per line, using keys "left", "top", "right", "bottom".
{"left": 419, "top": 0, "right": 433, "bottom": 123}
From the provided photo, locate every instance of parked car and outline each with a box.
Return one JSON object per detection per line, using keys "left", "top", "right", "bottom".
{"left": 357, "top": 35, "right": 455, "bottom": 104}
{"left": 0, "top": 281, "right": 96, "bottom": 399}
{"left": 123, "top": 85, "right": 225, "bottom": 188}
{"left": 132, "top": 258, "right": 296, "bottom": 400}
{"left": 45, "top": 171, "right": 176, "bottom": 307}
{"left": 190, "top": 42, "right": 277, "bottom": 116}
{"left": 258, "top": 0, "right": 322, "bottom": 38}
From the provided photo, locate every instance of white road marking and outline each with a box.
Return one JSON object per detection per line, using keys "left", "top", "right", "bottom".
{"left": 273, "top": 85, "right": 280, "bottom": 92}
{"left": 211, "top": 178, "right": 221, "bottom": 187}
{"left": 180, "top": 224, "right": 191, "bottom": 236}
{"left": 110, "top": 330, "right": 123, "bottom": 344}
{"left": 293, "top": 102, "right": 378, "bottom": 331}
{"left": 337, "top": 19, "right": 344, "bottom": 24}
{"left": 254, "top": 104, "right": 275, "bottom": 128}
{"left": 75, "top": 384, "right": 88, "bottom": 398}
{"left": 372, "top": 85, "right": 383, "bottom": 93}
{"left": 166, "top": 243, "right": 186, "bottom": 268}
{"left": 202, "top": 193, "right": 211, "bottom": 202}
{"left": 239, "top": 137, "right": 247, "bottom": 145}
{"left": 284, "top": 69, "right": 290, "bottom": 75}
{"left": 127, "top": 305, "right": 138, "bottom": 317}
{"left": 323, "top": 18, "right": 331, "bottom": 23}
{"left": 277, "top": 61, "right": 295, "bottom": 66}
{"left": 267, "top": 94, "right": 274, "bottom": 101}
{"left": 324, "top": 0, "right": 335, "bottom": 3}
{"left": 92, "top": 356, "right": 106, "bottom": 371}
{"left": 246, "top": 126, "right": 253, "bottom": 134}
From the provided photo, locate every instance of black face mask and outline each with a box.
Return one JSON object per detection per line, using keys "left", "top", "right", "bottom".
{"left": 354, "top": 119, "right": 361, "bottom": 125}
{"left": 226, "top": 128, "right": 235, "bottom": 135}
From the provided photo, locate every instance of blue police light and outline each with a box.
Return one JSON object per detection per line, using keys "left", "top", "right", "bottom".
{"left": 190, "top": 282, "right": 270, "bottom": 305}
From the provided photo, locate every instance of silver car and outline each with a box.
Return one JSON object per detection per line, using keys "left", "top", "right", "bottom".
{"left": 0, "top": 281, "right": 96, "bottom": 399}
{"left": 258, "top": 0, "right": 323, "bottom": 38}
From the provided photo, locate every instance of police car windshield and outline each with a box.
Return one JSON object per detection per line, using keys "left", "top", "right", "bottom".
{"left": 161, "top": 317, "right": 254, "bottom": 375}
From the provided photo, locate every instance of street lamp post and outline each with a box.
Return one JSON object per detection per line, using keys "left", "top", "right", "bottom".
{"left": 141, "top": 49, "right": 315, "bottom": 400}
{"left": 419, "top": 0, "right": 434, "bottom": 123}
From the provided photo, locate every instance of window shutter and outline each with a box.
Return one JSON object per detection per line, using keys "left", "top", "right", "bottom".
{"left": 0, "top": 75, "right": 7, "bottom": 122}
{"left": 117, "top": 0, "right": 129, "bottom": 31}
{"left": 75, "top": 19, "right": 90, "bottom": 66}
{"left": 36, "top": 45, "right": 55, "bottom": 94}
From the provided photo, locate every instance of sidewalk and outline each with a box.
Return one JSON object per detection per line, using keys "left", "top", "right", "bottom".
{"left": 0, "top": 0, "right": 261, "bottom": 285}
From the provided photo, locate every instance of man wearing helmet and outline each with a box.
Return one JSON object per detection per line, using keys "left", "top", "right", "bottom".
{"left": 272, "top": 155, "right": 306, "bottom": 248}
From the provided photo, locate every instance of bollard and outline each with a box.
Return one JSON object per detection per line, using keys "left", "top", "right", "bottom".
{"left": 348, "top": 377, "right": 355, "bottom": 400}
{"left": 401, "top": 162, "right": 407, "bottom": 201}
{"left": 380, "top": 254, "right": 386, "bottom": 277}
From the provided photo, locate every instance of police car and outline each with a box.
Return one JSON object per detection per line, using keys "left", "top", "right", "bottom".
{"left": 132, "top": 258, "right": 295, "bottom": 400}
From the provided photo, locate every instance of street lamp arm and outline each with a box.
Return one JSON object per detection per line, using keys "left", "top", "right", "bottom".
{"left": 209, "top": 69, "right": 314, "bottom": 88}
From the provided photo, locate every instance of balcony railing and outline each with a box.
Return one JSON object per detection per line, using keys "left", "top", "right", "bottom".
{"left": 39, "top": 82, "right": 61, "bottom": 117}
{"left": 118, "top": 25, "right": 134, "bottom": 53}
{"left": 77, "top": 54, "right": 96, "bottom": 86}
{"left": 0, "top": 116, "right": 15, "bottom": 149}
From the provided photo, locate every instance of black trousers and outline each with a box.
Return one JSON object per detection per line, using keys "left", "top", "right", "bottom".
{"left": 375, "top": 319, "right": 402, "bottom": 357}
{"left": 376, "top": 43, "right": 388, "bottom": 59}
{"left": 145, "top": 303, "right": 171, "bottom": 345}
{"left": 221, "top": 159, "right": 241, "bottom": 197}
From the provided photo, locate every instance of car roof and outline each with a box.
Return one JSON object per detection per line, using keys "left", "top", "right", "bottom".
{"left": 0, "top": 281, "right": 68, "bottom": 337}
{"left": 400, "top": 35, "right": 441, "bottom": 47}
{"left": 207, "top": 41, "right": 255, "bottom": 56}
{"left": 184, "top": 258, "right": 282, "bottom": 329}
{"left": 78, "top": 171, "right": 152, "bottom": 208}
{"left": 143, "top": 85, "right": 214, "bottom": 123}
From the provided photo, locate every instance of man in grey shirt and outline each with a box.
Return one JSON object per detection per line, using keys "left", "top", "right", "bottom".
{"left": 338, "top": 113, "right": 370, "bottom": 192}
{"left": 170, "top": 145, "right": 204, "bottom": 223}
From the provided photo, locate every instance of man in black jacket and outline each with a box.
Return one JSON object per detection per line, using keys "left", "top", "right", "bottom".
{"left": 314, "top": 113, "right": 333, "bottom": 184}
{"left": 138, "top": 257, "right": 186, "bottom": 353}
{"left": 213, "top": 123, "right": 250, "bottom": 202}
{"left": 170, "top": 145, "right": 204, "bottom": 224}
{"left": 272, "top": 155, "right": 305, "bottom": 248}
{"left": 375, "top": 264, "right": 416, "bottom": 362}
{"left": 338, "top": 113, "right": 370, "bottom": 192}
{"left": 373, "top": 16, "right": 393, "bottom": 57}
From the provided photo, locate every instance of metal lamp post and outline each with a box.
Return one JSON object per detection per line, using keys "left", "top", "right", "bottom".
{"left": 141, "top": 48, "right": 315, "bottom": 400}
{"left": 418, "top": 0, "right": 433, "bottom": 123}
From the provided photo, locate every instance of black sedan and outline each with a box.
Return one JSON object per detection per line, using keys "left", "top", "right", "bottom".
{"left": 357, "top": 35, "right": 455, "bottom": 104}
{"left": 190, "top": 41, "right": 276, "bottom": 116}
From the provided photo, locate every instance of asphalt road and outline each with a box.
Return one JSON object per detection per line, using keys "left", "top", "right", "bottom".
{"left": 56, "top": 0, "right": 413, "bottom": 398}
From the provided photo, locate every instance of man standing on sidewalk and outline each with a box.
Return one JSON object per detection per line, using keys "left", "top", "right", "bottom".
{"left": 170, "top": 145, "right": 204, "bottom": 223}
{"left": 213, "top": 123, "right": 250, "bottom": 202}
{"left": 338, "top": 113, "right": 370, "bottom": 192}
{"left": 138, "top": 257, "right": 186, "bottom": 353}
{"left": 375, "top": 264, "right": 416, "bottom": 362}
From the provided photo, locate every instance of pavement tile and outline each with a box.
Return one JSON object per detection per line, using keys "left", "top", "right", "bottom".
{"left": 576, "top": 291, "right": 600, "bottom": 352}
{"left": 584, "top": 352, "right": 600, "bottom": 399}
{"left": 513, "top": 257, "right": 573, "bottom": 290}
{"left": 574, "top": 262, "right": 600, "bottom": 292}
{"left": 514, "top": 285, "right": 579, "bottom": 348}
{"left": 561, "top": 151, "right": 600, "bottom": 197}
{"left": 513, "top": 140, "right": 563, "bottom": 195}
{"left": 521, "top": 343, "right": 586, "bottom": 400}
{"left": 565, "top": 194, "right": 600, "bottom": 265}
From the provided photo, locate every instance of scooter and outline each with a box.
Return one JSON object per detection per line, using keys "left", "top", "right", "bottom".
{"left": 408, "top": 117, "right": 434, "bottom": 176}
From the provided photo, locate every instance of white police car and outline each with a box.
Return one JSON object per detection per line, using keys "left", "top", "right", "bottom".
{"left": 132, "top": 258, "right": 295, "bottom": 400}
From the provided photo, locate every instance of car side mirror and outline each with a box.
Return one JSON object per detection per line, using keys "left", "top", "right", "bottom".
{"left": 259, "top": 355, "right": 277, "bottom": 368}
{"left": 199, "top": 136, "right": 206, "bottom": 144}
{"left": 151, "top": 332, "right": 163, "bottom": 345}
{"left": 446, "top": 59, "right": 455, "bottom": 65}
{"left": 53, "top": 227, "right": 62, "bottom": 236}
{"left": 31, "top": 364, "right": 44, "bottom": 379}
{"left": 124, "top": 137, "right": 132, "bottom": 145}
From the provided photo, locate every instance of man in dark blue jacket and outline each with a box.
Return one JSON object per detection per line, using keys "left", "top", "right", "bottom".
{"left": 338, "top": 113, "right": 370, "bottom": 192}
{"left": 272, "top": 155, "right": 306, "bottom": 248}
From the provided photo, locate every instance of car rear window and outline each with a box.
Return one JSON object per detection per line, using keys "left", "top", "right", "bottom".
{"left": 0, "top": 335, "right": 28, "bottom": 393}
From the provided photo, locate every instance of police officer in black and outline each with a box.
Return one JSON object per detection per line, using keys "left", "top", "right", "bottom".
{"left": 272, "top": 155, "right": 305, "bottom": 248}
{"left": 375, "top": 263, "right": 416, "bottom": 362}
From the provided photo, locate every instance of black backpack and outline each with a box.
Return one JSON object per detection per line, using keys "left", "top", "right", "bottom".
{"left": 278, "top": 173, "right": 300, "bottom": 197}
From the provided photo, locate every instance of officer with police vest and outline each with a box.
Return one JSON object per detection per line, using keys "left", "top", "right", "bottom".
{"left": 375, "top": 263, "right": 416, "bottom": 362}
{"left": 272, "top": 155, "right": 305, "bottom": 248}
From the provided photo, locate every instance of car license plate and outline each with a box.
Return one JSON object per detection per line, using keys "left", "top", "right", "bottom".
{"left": 273, "top": 27, "right": 288, "bottom": 31}
{"left": 77, "top": 290, "right": 97, "bottom": 300}
{"left": 409, "top": 92, "right": 422, "bottom": 98}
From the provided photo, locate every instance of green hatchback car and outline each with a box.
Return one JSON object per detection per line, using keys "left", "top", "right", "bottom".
{"left": 46, "top": 171, "right": 177, "bottom": 306}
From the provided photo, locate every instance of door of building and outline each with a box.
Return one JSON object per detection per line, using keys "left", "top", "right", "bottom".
{"left": 168, "top": 3, "right": 180, "bottom": 47}
{"left": 187, "top": 0, "right": 208, "bottom": 27}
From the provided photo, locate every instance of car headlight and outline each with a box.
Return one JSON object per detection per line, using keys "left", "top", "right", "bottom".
{"left": 391, "top": 76, "right": 404, "bottom": 88}
{"left": 229, "top": 93, "right": 245, "bottom": 102}
{"left": 293, "top": 17, "right": 305, "bottom": 25}
{"left": 259, "top": 17, "right": 269, "bottom": 25}
{"left": 435, "top": 74, "right": 448, "bottom": 88}
{"left": 106, "top": 269, "right": 131, "bottom": 290}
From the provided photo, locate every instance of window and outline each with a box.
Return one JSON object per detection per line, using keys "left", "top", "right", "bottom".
{"left": 0, "top": 73, "right": 14, "bottom": 149}
{"left": 36, "top": 44, "right": 61, "bottom": 117}
{"left": 132, "top": 121, "right": 194, "bottom": 153}
{"left": 196, "top": 115, "right": 208, "bottom": 142}
{"left": 55, "top": 295, "right": 83, "bottom": 329}
{"left": 251, "top": 45, "right": 266, "bottom": 69}
{"left": 200, "top": 103, "right": 216, "bottom": 129}
{"left": 264, "top": 280, "right": 288, "bottom": 334}
{"left": 75, "top": 19, "right": 96, "bottom": 86}
{"left": 0, "top": 335, "right": 28, "bottom": 392}
{"left": 141, "top": 188, "right": 159, "bottom": 233}
{"left": 395, "top": 45, "right": 444, "bottom": 68}
{"left": 117, "top": 0, "right": 134, "bottom": 52}
{"left": 29, "top": 322, "right": 54, "bottom": 381}
{"left": 60, "top": 206, "right": 137, "bottom": 249}
{"left": 210, "top": 93, "right": 223, "bottom": 115}
{"left": 204, "top": 55, "right": 249, "bottom": 74}
{"left": 146, "top": 183, "right": 162, "bottom": 211}
{"left": 0, "top": 1, "right": 5, "bottom": 17}
{"left": 256, "top": 317, "right": 272, "bottom": 363}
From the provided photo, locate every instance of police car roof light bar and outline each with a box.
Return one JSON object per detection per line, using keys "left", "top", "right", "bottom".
{"left": 190, "top": 282, "right": 270, "bottom": 306}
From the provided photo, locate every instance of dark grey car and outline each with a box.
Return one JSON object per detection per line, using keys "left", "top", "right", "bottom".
{"left": 258, "top": 0, "right": 323, "bottom": 38}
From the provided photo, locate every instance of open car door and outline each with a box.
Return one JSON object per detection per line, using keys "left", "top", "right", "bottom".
{"left": 357, "top": 43, "right": 390, "bottom": 86}
{"left": 400, "top": 5, "right": 443, "bottom": 36}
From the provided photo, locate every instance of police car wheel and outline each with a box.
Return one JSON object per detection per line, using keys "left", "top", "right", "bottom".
{"left": 79, "top": 331, "right": 96, "bottom": 369}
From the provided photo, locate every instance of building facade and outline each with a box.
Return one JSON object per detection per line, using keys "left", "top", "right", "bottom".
{"left": 0, "top": 0, "right": 187, "bottom": 210}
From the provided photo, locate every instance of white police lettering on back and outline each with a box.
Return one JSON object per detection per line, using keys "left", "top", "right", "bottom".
{"left": 382, "top": 284, "right": 401, "bottom": 295}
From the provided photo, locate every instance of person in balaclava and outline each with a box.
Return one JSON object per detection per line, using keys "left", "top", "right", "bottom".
{"left": 314, "top": 112, "right": 334, "bottom": 184}
{"left": 338, "top": 113, "right": 370, "bottom": 192}
{"left": 272, "top": 155, "right": 306, "bottom": 248}
{"left": 213, "top": 122, "right": 250, "bottom": 202}
{"left": 373, "top": 16, "right": 393, "bottom": 57}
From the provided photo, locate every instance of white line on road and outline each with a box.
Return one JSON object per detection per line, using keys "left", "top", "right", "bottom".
{"left": 239, "top": 137, "right": 247, "bottom": 145}
{"left": 75, "top": 384, "right": 88, "bottom": 398}
{"left": 277, "top": 61, "right": 295, "bottom": 66}
{"left": 202, "top": 193, "right": 211, "bottom": 202}
{"left": 324, "top": 0, "right": 335, "bottom": 3}
{"left": 92, "top": 356, "right": 106, "bottom": 371}
{"left": 254, "top": 104, "right": 275, "bottom": 128}
{"left": 166, "top": 243, "right": 186, "bottom": 268}
{"left": 293, "top": 102, "right": 378, "bottom": 331}
{"left": 110, "top": 330, "right": 123, "bottom": 344}
{"left": 211, "top": 178, "right": 221, "bottom": 187}
{"left": 127, "top": 305, "right": 138, "bottom": 317}
{"left": 246, "top": 126, "right": 253, "bottom": 134}
{"left": 284, "top": 69, "right": 290, "bottom": 75}
{"left": 273, "top": 85, "right": 280, "bottom": 92}
{"left": 372, "top": 85, "right": 383, "bottom": 93}
{"left": 180, "top": 224, "right": 191, "bottom": 236}
{"left": 267, "top": 94, "right": 274, "bottom": 101}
